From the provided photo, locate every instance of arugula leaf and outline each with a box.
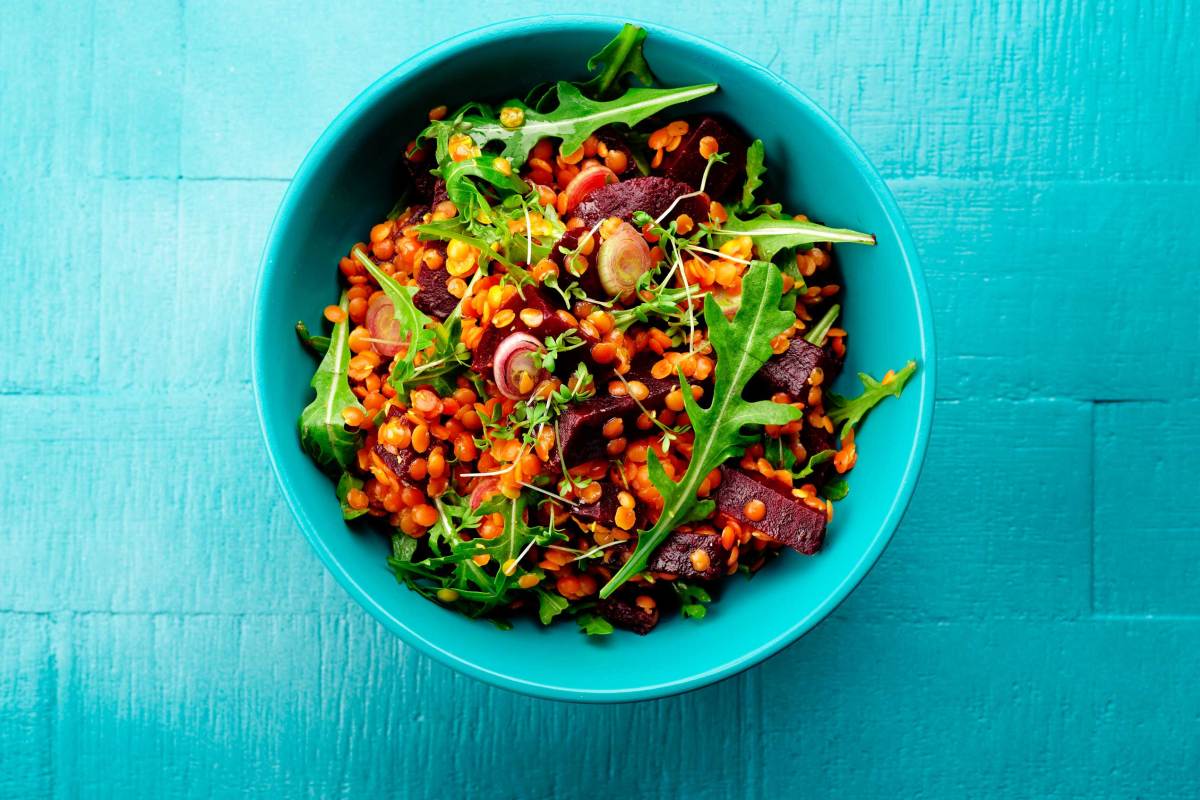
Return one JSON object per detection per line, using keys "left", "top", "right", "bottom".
{"left": 391, "top": 533, "right": 418, "bottom": 563}
{"left": 336, "top": 471, "right": 367, "bottom": 520}
{"left": 297, "top": 291, "right": 364, "bottom": 471}
{"left": 536, "top": 589, "right": 570, "bottom": 625}
{"left": 737, "top": 139, "right": 765, "bottom": 211}
{"left": 713, "top": 212, "right": 876, "bottom": 262}
{"left": 440, "top": 156, "right": 530, "bottom": 225}
{"left": 824, "top": 479, "right": 850, "bottom": 501}
{"left": 803, "top": 303, "right": 840, "bottom": 345}
{"left": 600, "top": 262, "right": 803, "bottom": 598}
{"left": 424, "top": 81, "right": 716, "bottom": 168}
{"left": 351, "top": 247, "right": 436, "bottom": 393}
{"left": 295, "top": 320, "right": 329, "bottom": 356}
{"left": 796, "top": 449, "right": 836, "bottom": 479}
{"left": 673, "top": 581, "right": 712, "bottom": 620}
{"left": 827, "top": 360, "right": 918, "bottom": 437}
{"left": 580, "top": 23, "right": 655, "bottom": 99}
{"left": 576, "top": 612, "right": 615, "bottom": 636}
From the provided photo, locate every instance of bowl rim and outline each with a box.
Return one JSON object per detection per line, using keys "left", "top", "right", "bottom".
{"left": 251, "top": 13, "right": 936, "bottom": 703}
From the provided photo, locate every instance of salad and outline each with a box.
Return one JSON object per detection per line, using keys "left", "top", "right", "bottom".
{"left": 295, "top": 24, "right": 916, "bottom": 635}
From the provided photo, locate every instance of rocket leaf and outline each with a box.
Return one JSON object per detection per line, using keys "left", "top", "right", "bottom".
{"left": 600, "top": 261, "right": 803, "bottom": 598}
{"left": 297, "top": 291, "right": 363, "bottom": 471}
{"left": 712, "top": 212, "right": 876, "bottom": 262}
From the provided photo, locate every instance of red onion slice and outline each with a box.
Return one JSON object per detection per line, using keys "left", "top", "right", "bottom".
{"left": 563, "top": 165, "right": 618, "bottom": 212}
{"left": 366, "top": 293, "right": 404, "bottom": 357}
{"left": 493, "top": 332, "right": 545, "bottom": 399}
{"left": 596, "top": 222, "right": 652, "bottom": 297}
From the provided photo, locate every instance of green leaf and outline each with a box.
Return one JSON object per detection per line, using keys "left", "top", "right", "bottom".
{"left": 351, "top": 247, "right": 437, "bottom": 393}
{"left": 824, "top": 479, "right": 850, "bottom": 501}
{"left": 297, "top": 291, "right": 364, "bottom": 471}
{"left": 536, "top": 589, "right": 570, "bottom": 625}
{"left": 737, "top": 139, "right": 765, "bottom": 211}
{"left": 673, "top": 581, "right": 712, "bottom": 620}
{"left": 600, "top": 262, "right": 803, "bottom": 598}
{"left": 440, "top": 156, "right": 530, "bottom": 226}
{"left": 580, "top": 24, "right": 655, "bottom": 99}
{"left": 576, "top": 612, "right": 615, "bottom": 636}
{"left": 295, "top": 320, "right": 329, "bottom": 356}
{"left": 795, "top": 448, "right": 836, "bottom": 479}
{"left": 713, "top": 212, "right": 876, "bottom": 262}
{"left": 827, "top": 360, "right": 918, "bottom": 437}
{"left": 336, "top": 471, "right": 367, "bottom": 520}
{"left": 391, "top": 533, "right": 419, "bottom": 563}
{"left": 425, "top": 81, "right": 716, "bottom": 169}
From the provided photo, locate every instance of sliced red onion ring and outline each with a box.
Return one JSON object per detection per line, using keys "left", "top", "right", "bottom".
{"left": 469, "top": 477, "right": 500, "bottom": 509}
{"left": 596, "top": 222, "right": 652, "bottom": 297}
{"left": 563, "top": 165, "right": 618, "bottom": 212}
{"left": 366, "top": 293, "right": 404, "bottom": 357}
{"left": 493, "top": 332, "right": 545, "bottom": 399}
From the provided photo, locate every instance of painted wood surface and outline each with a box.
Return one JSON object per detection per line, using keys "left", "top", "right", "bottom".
{"left": 1, "top": 1, "right": 1197, "bottom": 796}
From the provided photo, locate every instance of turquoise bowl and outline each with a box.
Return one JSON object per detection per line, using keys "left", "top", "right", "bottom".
{"left": 252, "top": 15, "right": 934, "bottom": 702}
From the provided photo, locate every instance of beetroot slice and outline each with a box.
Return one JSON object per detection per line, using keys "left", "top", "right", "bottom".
{"left": 470, "top": 286, "right": 584, "bottom": 373}
{"left": 547, "top": 368, "right": 675, "bottom": 470}
{"left": 570, "top": 481, "right": 621, "bottom": 528}
{"left": 714, "top": 465, "right": 826, "bottom": 554}
{"left": 597, "top": 592, "right": 659, "bottom": 634}
{"left": 550, "top": 229, "right": 609, "bottom": 299}
{"left": 755, "top": 338, "right": 828, "bottom": 398}
{"left": 401, "top": 157, "right": 438, "bottom": 203}
{"left": 373, "top": 406, "right": 425, "bottom": 488}
{"left": 572, "top": 176, "right": 709, "bottom": 228}
{"left": 658, "top": 116, "right": 748, "bottom": 200}
{"left": 413, "top": 247, "right": 458, "bottom": 320}
{"left": 646, "top": 530, "right": 726, "bottom": 580}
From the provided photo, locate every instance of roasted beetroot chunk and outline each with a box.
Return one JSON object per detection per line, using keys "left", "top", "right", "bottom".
{"left": 658, "top": 116, "right": 748, "bottom": 200}
{"left": 572, "top": 176, "right": 709, "bottom": 228}
{"left": 550, "top": 229, "right": 609, "bottom": 299}
{"left": 597, "top": 592, "right": 659, "bottom": 634}
{"left": 646, "top": 530, "right": 726, "bottom": 580}
{"left": 570, "top": 482, "right": 621, "bottom": 529}
{"left": 401, "top": 156, "right": 438, "bottom": 203}
{"left": 374, "top": 406, "right": 424, "bottom": 487}
{"left": 470, "top": 286, "right": 583, "bottom": 373}
{"left": 755, "top": 338, "right": 830, "bottom": 398}
{"left": 714, "top": 465, "right": 827, "bottom": 554}
{"left": 413, "top": 246, "right": 458, "bottom": 320}
{"left": 547, "top": 369, "right": 675, "bottom": 469}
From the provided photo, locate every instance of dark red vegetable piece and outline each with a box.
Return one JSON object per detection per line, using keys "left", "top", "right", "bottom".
{"left": 572, "top": 176, "right": 709, "bottom": 228}
{"left": 550, "top": 229, "right": 608, "bottom": 299}
{"left": 401, "top": 157, "right": 438, "bottom": 203}
{"left": 547, "top": 368, "right": 674, "bottom": 470}
{"left": 374, "top": 406, "right": 425, "bottom": 487}
{"left": 471, "top": 286, "right": 584, "bottom": 373}
{"left": 570, "top": 482, "right": 622, "bottom": 528}
{"left": 714, "top": 465, "right": 826, "bottom": 554}
{"left": 413, "top": 248, "right": 458, "bottom": 320}
{"left": 645, "top": 530, "right": 726, "bottom": 580}
{"left": 597, "top": 592, "right": 659, "bottom": 634}
{"left": 658, "top": 116, "right": 748, "bottom": 200}
{"left": 755, "top": 339, "right": 829, "bottom": 398}
{"left": 431, "top": 177, "right": 449, "bottom": 206}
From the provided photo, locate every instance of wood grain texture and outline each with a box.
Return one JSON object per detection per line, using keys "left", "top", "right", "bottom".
{"left": 1, "top": 0, "right": 1197, "bottom": 796}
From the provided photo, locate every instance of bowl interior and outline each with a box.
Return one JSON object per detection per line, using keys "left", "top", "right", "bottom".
{"left": 254, "top": 17, "right": 933, "bottom": 702}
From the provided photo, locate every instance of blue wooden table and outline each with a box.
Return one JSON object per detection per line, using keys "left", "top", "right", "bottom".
{"left": 2, "top": 1, "right": 1197, "bottom": 797}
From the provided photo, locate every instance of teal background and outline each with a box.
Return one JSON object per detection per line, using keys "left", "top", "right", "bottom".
{"left": 1, "top": 0, "right": 1197, "bottom": 795}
